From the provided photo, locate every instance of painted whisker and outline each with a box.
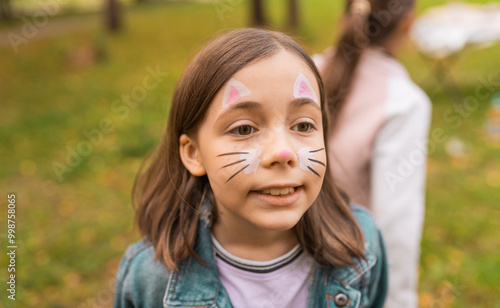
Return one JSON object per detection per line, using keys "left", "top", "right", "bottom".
{"left": 298, "top": 147, "right": 325, "bottom": 176}
{"left": 307, "top": 166, "right": 321, "bottom": 177}
{"left": 226, "top": 165, "right": 249, "bottom": 183}
{"left": 221, "top": 159, "right": 246, "bottom": 169}
{"left": 217, "top": 151, "right": 249, "bottom": 157}
{"left": 308, "top": 158, "right": 326, "bottom": 166}
{"left": 217, "top": 149, "right": 262, "bottom": 183}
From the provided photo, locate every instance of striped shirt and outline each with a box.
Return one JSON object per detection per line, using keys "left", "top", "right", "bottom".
{"left": 211, "top": 235, "right": 314, "bottom": 308}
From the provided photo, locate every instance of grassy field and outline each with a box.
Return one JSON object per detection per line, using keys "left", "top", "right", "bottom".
{"left": 1, "top": 0, "right": 499, "bottom": 307}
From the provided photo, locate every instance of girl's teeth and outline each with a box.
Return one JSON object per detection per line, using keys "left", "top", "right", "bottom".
{"left": 260, "top": 187, "right": 296, "bottom": 196}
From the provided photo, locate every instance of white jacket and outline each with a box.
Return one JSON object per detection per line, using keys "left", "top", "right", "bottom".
{"left": 315, "top": 47, "right": 432, "bottom": 308}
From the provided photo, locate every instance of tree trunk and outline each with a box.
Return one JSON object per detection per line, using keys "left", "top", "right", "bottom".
{"left": 288, "top": 0, "right": 298, "bottom": 30}
{"left": 105, "top": 0, "right": 121, "bottom": 32}
{"left": 0, "top": 0, "right": 12, "bottom": 21}
{"left": 251, "top": 0, "right": 265, "bottom": 27}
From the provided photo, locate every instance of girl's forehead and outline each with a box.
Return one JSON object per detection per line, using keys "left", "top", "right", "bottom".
{"left": 218, "top": 51, "right": 320, "bottom": 104}
{"left": 232, "top": 50, "right": 316, "bottom": 83}
{"left": 205, "top": 50, "right": 322, "bottom": 121}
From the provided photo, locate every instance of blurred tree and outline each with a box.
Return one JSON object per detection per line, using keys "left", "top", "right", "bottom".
{"left": 0, "top": 0, "right": 12, "bottom": 20}
{"left": 251, "top": 0, "right": 265, "bottom": 27}
{"left": 105, "top": 0, "right": 121, "bottom": 32}
{"left": 288, "top": 0, "right": 298, "bottom": 30}
{"left": 250, "top": 0, "right": 300, "bottom": 30}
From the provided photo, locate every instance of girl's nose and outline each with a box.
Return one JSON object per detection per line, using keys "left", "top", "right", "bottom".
{"left": 279, "top": 149, "right": 292, "bottom": 159}
{"left": 261, "top": 139, "right": 297, "bottom": 168}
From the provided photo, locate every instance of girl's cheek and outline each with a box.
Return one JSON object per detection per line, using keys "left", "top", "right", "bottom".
{"left": 297, "top": 147, "right": 326, "bottom": 178}
{"left": 212, "top": 149, "right": 262, "bottom": 185}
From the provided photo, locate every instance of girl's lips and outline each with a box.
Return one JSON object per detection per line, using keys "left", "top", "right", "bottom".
{"left": 255, "top": 186, "right": 297, "bottom": 196}
{"left": 250, "top": 186, "right": 303, "bottom": 206}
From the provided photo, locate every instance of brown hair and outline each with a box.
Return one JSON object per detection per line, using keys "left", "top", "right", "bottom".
{"left": 133, "top": 28, "right": 365, "bottom": 271}
{"left": 322, "top": 0, "right": 415, "bottom": 123}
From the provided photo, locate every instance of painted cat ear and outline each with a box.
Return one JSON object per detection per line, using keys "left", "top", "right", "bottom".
{"left": 293, "top": 73, "right": 318, "bottom": 104}
{"left": 223, "top": 79, "right": 252, "bottom": 108}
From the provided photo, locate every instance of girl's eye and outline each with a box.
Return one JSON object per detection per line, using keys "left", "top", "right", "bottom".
{"left": 292, "top": 122, "right": 316, "bottom": 133}
{"left": 230, "top": 125, "right": 255, "bottom": 136}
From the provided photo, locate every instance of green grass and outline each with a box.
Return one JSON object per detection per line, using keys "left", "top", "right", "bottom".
{"left": 1, "top": 0, "right": 499, "bottom": 307}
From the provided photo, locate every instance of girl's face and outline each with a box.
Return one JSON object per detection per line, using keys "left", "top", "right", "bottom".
{"left": 181, "top": 50, "right": 326, "bottom": 233}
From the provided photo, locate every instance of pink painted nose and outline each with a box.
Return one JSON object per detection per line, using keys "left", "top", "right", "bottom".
{"left": 279, "top": 149, "right": 292, "bottom": 158}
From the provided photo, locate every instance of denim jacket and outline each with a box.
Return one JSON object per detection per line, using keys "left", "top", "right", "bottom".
{"left": 114, "top": 203, "right": 388, "bottom": 308}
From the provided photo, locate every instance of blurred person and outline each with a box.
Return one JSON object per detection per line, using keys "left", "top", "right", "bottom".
{"left": 314, "top": 0, "right": 432, "bottom": 307}
{"left": 114, "top": 28, "right": 388, "bottom": 307}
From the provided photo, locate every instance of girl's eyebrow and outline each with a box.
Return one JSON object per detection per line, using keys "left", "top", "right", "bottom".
{"left": 217, "top": 101, "right": 261, "bottom": 121}
{"left": 291, "top": 97, "right": 321, "bottom": 110}
{"left": 216, "top": 98, "right": 320, "bottom": 123}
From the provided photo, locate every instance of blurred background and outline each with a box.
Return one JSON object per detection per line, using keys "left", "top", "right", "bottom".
{"left": 0, "top": 0, "right": 499, "bottom": 307}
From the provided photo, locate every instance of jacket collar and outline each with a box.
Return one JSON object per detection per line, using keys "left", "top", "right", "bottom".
{"left": 163, "top": 200, "right": 222, "bottom": 308}
{"left": 325, "top": 242, "right": 376, "bottom": 287}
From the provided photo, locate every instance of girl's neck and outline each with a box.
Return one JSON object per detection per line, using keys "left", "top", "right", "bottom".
{"left": 211, "top": 219, "right": 299, "bottom": 262}
{"left": 378, "top": 8, "right": 415, "bottom": 58}
{"left": 379, "top": 37, "right": 402, "bottom": 58}
{"left": 370, "top": 45, "right": 396, "bottom": 59}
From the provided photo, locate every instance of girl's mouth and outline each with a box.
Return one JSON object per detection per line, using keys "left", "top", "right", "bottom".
{"left": 255, "top": 187, "right": 297, "bottom": 196}
{"left": 250, "top": 186, "right": 303, "bottom": 206}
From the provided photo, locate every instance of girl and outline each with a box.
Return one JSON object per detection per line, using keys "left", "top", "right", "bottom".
{"left": 314, "top": 0, "right": 432, "bottom": 307}
{"left": 114, "top": 28, "right": 388, "bottom": 308}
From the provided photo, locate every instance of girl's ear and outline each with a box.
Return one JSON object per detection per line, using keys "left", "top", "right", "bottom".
{"left": 179, "top": 134, "right": 207, "bottom": 176}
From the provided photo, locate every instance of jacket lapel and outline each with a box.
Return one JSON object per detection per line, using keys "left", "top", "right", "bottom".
{"left": 164, "top": 202, "right": 223, "bottom": 308}
{"left": 308, "top": 247, "right": 376, "bottom": 308}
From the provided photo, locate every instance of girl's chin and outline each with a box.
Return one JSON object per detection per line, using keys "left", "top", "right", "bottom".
{"left": 252, "top": 215, "right": 303, "bottom": 232}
